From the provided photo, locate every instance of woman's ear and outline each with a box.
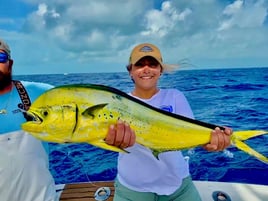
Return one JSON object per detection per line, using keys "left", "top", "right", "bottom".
{"left": 160, "top": 65, "right": 163, "bottom": 75}
{"left": 126, "top": 64, "right": 132, "bottom": 72}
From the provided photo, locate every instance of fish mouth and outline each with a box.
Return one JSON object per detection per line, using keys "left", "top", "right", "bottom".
{"left": 24, "top": 111, "right": 43, "bottom": 123}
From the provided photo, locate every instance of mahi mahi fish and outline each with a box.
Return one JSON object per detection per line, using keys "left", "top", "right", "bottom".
{"left": 21, "top": 84, "right": 268, "bottom": 163}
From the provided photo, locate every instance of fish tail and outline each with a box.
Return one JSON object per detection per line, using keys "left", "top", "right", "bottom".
{"left": 232, "top": 130, "right": 268, "bottom": 164}
{"left": 233, "top": 130, "right": 267, "bottom": 141}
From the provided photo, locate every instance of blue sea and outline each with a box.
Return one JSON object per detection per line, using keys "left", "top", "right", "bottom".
{"left": 14, "top": 67, "right": 268, "bottom": 185}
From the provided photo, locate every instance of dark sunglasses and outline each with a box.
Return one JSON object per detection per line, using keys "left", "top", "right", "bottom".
{"left": 0, "top": 52, "right": 9, "bottom": 63}
{"left": 134, "top": 61, "right": 159, "bottom": 68}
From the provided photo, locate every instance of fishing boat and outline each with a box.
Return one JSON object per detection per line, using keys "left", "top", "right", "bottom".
{"left": 56, "top": 180, "right": 268, "bottom": 201}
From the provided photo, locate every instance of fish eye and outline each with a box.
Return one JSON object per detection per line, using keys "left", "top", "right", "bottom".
{"left": 43, "top": 111, "right": 49, "bottom": 116}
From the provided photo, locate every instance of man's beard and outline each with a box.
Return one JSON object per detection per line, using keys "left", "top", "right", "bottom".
{"left": 0, "top": 71, "right": 12, "bottom": 90}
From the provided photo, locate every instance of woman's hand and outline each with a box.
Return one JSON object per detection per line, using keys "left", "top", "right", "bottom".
{"left": 203, "top": 127, "right": 233, "bottom": 151}
{"left": 105, "top": 120, "right": 136, "bottom": 149}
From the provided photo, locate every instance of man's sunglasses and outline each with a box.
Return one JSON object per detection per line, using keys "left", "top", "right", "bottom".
{"left": 0, "top": 52, "right": 9, "bottom": 63}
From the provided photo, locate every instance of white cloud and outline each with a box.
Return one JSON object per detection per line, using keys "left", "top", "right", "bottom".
{"left": 223, "top": 0, "right": 243, "bottom": 15}
{"left": 36, "top": 3, "right": 48, "bottom": 16}
{"left": 218, "top": 0, "right": 267, "bottom": 30}
{"left": 1, "top": 0, "right": 268, "bottom": 74}
{"left": 142, "top": 1, "right": 192, "bottom": 37}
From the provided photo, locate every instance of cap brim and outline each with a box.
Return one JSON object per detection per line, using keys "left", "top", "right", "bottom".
{"left": 131, "top": 55, "right": 164, "bottom": 67}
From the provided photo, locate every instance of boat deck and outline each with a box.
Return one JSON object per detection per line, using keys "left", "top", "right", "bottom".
{"left": 59, "top": 181, "right": 114, "bottom": 201}
{"left": 57, "top": 180, "right": 268, "bottom": 201}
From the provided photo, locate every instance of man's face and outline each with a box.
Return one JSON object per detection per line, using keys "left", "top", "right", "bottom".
{"left": 0, "top": 51, "right": 12, "bottom": 90}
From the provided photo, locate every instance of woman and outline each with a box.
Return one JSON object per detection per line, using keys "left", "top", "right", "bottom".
{"left": 106, "top": 43, "right": 232, "bottom": 201}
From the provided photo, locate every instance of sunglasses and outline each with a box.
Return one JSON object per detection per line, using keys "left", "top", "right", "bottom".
{"left": 134, "top": 61, "right": 160, "bottom": 68}
{"left": 0, "top": 52, "right": 9, "bottom": 63}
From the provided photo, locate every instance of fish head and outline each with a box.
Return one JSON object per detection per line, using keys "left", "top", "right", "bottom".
{"left": 21, "top": 104, "right": 77, "bottom": 143}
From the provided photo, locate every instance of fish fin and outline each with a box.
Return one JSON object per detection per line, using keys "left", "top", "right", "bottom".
{"left": 82, "top": 103, "right": 108, "bottom": 118}
{"left": 232, "top": 139, "right": 268, "bottom": 164}
{"left": 91, "top": 140, "right": 129, "bottom": 154}
{"left": 233, "top": 130, "right": 267, "bottom": 141}
{"left": 152, "top": 149, "right": 178, "bottom": 160}
{"left": 151, "top": 149, "right": 166, "bottom": 160}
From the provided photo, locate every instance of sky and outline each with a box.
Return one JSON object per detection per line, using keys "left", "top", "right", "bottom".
{"left": 0, "top": 0, "right": 268, "bottom": 75}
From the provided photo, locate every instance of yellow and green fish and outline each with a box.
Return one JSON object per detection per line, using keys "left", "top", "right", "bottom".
{"left": 21, "top": 84, "right": 268, "bottom": 163}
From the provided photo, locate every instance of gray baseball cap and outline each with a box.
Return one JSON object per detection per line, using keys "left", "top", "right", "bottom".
{"left": 0, "top": 38, "right": 11, "bottom": 58}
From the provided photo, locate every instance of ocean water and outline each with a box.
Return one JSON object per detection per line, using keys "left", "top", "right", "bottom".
{"left": 14, "top": 67, "right": 268, "bottom": 185}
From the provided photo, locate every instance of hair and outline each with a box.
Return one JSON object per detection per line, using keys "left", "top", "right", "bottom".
{"left": 161, "top": 64, "right": 180, "bottom": 73}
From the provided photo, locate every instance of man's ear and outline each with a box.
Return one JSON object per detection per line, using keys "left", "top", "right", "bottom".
{"left": 8, "top": 59, "right": 13, "bottom": 72}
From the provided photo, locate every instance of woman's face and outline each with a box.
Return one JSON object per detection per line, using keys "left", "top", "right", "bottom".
{"left": 130, "top": 56, "right": 162, "bottom": 91}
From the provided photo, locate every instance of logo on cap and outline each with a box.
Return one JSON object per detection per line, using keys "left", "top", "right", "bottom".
{"left": 139, "top": 46, "right": 154, "bottom": 52}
